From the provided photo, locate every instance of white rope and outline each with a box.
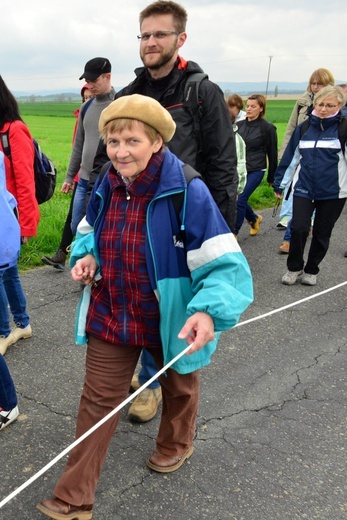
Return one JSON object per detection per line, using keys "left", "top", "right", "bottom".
{"left": 0, "top": 280, "right": 346, "bottom": 509}
{"left": 233, "top": 280, "right": 347, "bottom": 328}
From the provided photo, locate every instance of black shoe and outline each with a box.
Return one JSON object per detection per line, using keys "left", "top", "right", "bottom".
{"left": 41, "top": 249, "right": 67, "bottom": 270}
{"left": 344, "top": 250, "right": 347, "bottom": 258}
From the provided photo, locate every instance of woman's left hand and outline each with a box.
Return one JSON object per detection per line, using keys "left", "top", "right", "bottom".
{"left": 178, "top": 312, "right": 215, "bottom": 355}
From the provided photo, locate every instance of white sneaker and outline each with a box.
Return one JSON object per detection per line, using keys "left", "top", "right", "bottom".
{"left": 282, "top": 270, "right": 303, "bottom": 285}
{"left": 0, "top": 406, "right": 19, "bottom": 431}
{"left": 301, "top": 273, "right": 317, "bottom": 286}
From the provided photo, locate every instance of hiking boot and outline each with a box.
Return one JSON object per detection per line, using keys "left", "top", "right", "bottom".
{"left": 130, "top": 374, "right": 141, "bottom": 393}
{"left": 278, "top": 241, "right": 290, "bottom": 254}
{"left": 127, "top": 387, "right": 162, "bottom": 422}
{"left": 249, "top": 215, "right": 263, "bottom": 236}
{"left": 37, "top": 498, "right": 93, "bottom": 520}
{"left": 0, "top": 324, "right": 32, "bottom": 355}
{"left": 301, "top": 273, "right": 317, "bottom": 286}
{"left": 41, "top": 249, "right": 67, "bottom": 270}
{"left": 0, "top": 406, "right": 19, "bottom": 431}
{"left": 282, "top": 270, "right": 303, "bottom": 285}
{"left": 0, "top": 334, "right": 16, "bottom": 356}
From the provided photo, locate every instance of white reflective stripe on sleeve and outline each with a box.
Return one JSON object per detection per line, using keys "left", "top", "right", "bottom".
{"left": 300, "top": 139, "right": 340, "bottom": 150}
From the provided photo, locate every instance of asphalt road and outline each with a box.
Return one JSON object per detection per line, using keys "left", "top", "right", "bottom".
{"left": 1, "top": 206, "right": 346, "bottom": 520}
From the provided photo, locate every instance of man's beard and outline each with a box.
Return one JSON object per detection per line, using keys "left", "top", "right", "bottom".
{"left": 141, "top": 44, "right": 177, "bottom": 71}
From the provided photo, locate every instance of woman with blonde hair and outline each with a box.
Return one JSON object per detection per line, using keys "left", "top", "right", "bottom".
{"left": 274, "top": 85, "right": 347, "bottom": 286}
{"left": 276, "top": 68, "right": 335, "bottom": 238}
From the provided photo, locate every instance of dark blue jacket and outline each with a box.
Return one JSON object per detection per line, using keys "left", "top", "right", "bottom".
{"left": 274, "top": 112, "right": 347, "bottom": 200}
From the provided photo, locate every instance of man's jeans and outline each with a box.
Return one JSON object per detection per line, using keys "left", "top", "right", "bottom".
{"left": 0, "top": 265, "right": 29, "bottom": 337}
{"left": 71, "top": 178, "right": 89, "bottom": 235}
{"left": 0, "top": 355, "right": 17, "bottom": 409}
{"left": 138, "top": 349, "right": 160, "bottom": 389}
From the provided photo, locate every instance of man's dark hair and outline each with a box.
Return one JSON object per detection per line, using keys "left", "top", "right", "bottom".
{"left": 139, "top": 0, "right": 187, "bottom": 33}
{"left": 0, "top": 76, "right": 22, "bottom": 128}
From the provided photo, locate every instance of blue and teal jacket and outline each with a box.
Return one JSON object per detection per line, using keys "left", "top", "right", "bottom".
{"left": 274, "top": 112, "right": 347, "bottom": 200}
{"left": 70, "top": 148, "right": 253, "bottom": 374}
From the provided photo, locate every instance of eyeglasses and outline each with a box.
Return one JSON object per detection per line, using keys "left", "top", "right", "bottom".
{"left": 137, "top": 31, "right": 179, "bottom": 41}
{"left": 315, "top": 103, "right": 338, "bottom": 109}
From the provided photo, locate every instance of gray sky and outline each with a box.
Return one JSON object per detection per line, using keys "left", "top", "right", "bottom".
{"left": 1, "top": 0, "right": 345, "bottom": 92}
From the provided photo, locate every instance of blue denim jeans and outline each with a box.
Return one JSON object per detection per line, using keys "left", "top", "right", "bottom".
{"left": 138, "top": 349, "right": 160, "bottom": 389}
{"left": 71, "top": 178, "right": 89, "bottom": 235}
{"left": 0, "top": 264, "right": 30, "bottom": 337}
{"left": 235, "top": 170, "right": 265, "bottom": 234}
{"left": 283, "top": 219, "right": 292, "bottom": 242}
{"left": 0, "top": 354, "right": 17, "bottom": 409}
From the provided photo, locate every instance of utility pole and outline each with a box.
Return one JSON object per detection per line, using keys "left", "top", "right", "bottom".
{"left": 265, "top": 55, "right": 273, "bottom": 98}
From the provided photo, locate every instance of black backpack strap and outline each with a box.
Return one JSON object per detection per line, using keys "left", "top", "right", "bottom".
{"left": 0, "top": 129, "right": 11, "bottom": 158}
{"left": 171, "top": 164, "right": 202, "bottom": 246}
{"left": 171, "top": 164, "right": 201, "bottom": 217}
{"left": 338, "top": 116, "right": 347, "bottom": 155}
{"left": 299, "top": 118, "right": 310, "bottom": 139}
{"left": 182, "top": 72, "right": 208, "bottom": 138}
{"left": 80, "top": 97, "right": 94, "bottom": 122}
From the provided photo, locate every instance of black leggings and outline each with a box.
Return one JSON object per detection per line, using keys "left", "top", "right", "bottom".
{"left": 288, "top": 196, "right": 346, "bottom": 274}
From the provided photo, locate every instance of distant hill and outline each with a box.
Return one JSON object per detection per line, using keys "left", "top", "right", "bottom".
{"left": 218, "top": 81, "right": 309, "bottom": 95}
{"left": 14, "top": 80, "right": 345, "bottom": 101}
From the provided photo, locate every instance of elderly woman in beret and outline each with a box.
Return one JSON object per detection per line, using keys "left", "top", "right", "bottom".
{"left": 37, "top": 94, "right": 253, "bottom": 520}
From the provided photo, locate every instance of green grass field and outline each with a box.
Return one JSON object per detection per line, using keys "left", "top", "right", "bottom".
{"left": 17, "top": 100, "right": 296, "bottom": 269}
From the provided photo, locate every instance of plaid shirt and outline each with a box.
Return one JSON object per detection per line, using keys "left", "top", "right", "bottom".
{"left": 86, "top": 152, "right": 163, "bottom": 347}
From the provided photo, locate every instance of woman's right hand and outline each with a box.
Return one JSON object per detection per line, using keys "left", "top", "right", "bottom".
{"left": 71, "top": 254, "right": 98, "bottom": 284}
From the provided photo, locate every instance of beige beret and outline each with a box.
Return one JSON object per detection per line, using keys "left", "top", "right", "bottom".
{"left": 99, "top": 94, "right": 176, "bottom": 143}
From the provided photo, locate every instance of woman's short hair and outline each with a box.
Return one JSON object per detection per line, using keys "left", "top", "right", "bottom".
{"left": 247, "top": 94, "right": 267, "bottom": 118}
{"left": 101, "top": 118, "right": 161, "bottom": 145}
{"left": 226, "top": 94, "right": 244, "bottom": 111}
{"left": 314, "top": 85, "right": 346, "bottom": 107}
{"left": 307, "top": 68, "right": 334, "bottom": 93}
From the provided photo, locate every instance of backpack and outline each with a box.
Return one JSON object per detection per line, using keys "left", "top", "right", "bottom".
{"left": 299, "top": 115, "right": 347, "bottom": 155}
{"left": 0, "top": 126, "right": 57, "bottom": 204}
{"left": 182, "top": 72, "right": 208, "bottom": 138}
{"left": 0, "top": 151, "right": 21, "bottom": 271}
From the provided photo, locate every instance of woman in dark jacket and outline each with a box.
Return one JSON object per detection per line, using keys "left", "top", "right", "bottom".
{"left": 273, "top": 85, "right": 347, "bottom": 286}
{"left": 235, "top": 94, "right": 278, "bottom": 237}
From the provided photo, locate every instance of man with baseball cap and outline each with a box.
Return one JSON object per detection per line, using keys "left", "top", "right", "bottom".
{"left": 61, "top": 57, "right": 115, "bottom": 239}
{"left": 79, "top": 57, "right": 112, "bottom": 81}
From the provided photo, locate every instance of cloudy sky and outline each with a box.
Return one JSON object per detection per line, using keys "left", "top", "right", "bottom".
{"left": 1, "top": 0, "right": 345, "bottom": 93}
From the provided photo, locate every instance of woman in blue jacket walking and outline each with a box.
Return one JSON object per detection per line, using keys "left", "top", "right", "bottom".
{"left": 273, "top": 85, "right": 347, "bottom": 286}
{"left": 37, "top": 94, "right": 253, "bottom": 520}
{"left": 0, "top": 152, "right": 20, "bottom": 431}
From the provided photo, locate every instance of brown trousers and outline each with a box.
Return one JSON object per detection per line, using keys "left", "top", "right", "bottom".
{"left": 53, "top": 335, "right": 199, "bottom": 506}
